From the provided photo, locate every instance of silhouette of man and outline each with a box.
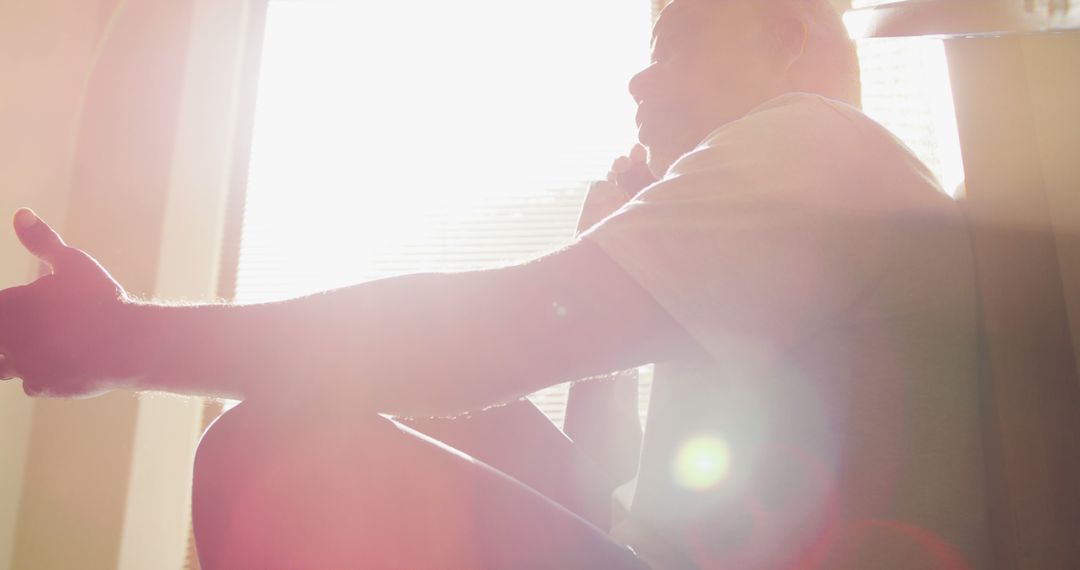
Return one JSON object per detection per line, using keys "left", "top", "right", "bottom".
{"left": 0, "top": 0, "right": 988, "bottom": 567}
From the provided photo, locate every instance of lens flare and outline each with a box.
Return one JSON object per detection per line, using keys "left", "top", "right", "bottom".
{"left": 673, "top": 434, "right": 731, "bottom": 491}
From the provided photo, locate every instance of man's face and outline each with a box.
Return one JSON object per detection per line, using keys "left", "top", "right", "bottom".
{"left": 629, "top": 0, "right": 784, "bottom": 176}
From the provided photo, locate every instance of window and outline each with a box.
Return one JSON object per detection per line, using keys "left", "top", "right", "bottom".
{"left": 235, "top": 0, "right": 654, "bottom": 427}
{"left": 848, "top": 6, "right": 966, "bottom": 195}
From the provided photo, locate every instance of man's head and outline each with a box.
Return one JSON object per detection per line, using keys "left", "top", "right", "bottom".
{"left": 629, "top": 0, "right": 860, "bottom": 176}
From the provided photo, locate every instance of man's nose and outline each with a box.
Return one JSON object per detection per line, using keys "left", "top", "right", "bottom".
{"left": 628, "top": 63, "right": 659, "bottom": 104}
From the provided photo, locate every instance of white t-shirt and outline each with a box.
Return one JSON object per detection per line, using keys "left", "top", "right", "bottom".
{"left": 583, "top": 93, "right": 989, "bottom": 569}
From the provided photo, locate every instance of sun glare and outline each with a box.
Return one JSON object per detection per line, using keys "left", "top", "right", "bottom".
{"left": 237, "top": 0, "right": 651, "bottom": 303}
{"left": 673, "top": 434, "right": 732, "bottom": 491}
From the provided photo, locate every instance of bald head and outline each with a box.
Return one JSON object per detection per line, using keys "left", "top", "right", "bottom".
{"left": 630, "top": 0, "right": 860, "bottom": 175}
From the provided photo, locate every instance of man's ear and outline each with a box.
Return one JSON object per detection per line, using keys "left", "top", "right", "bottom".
{"left": 770, "top": 15, "right": 809, "bottom": 75}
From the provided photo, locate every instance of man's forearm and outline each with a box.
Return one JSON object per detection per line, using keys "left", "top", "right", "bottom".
{"left": 116, "top": 298, "right": 317, "bottom": 402}
{"left": 116, "top": 271, "right": 540, "bottom": 411}
{"left": 111, "top": 241, "right": 691, "bottom": 414}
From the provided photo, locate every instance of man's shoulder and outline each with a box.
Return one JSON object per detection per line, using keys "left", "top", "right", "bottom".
{"left": 706, "top": 92, "right": 882, "bottom": 148}
{"left": 672, "top": 92, "right": 899, "bottom": 176}
{"left": 663, "top": 92, "right": 952, "bottom": 213}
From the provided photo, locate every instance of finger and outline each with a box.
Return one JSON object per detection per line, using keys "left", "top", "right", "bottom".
{"left": 0, "top": 282, "right": 28, "bottom": 306}
{"left": 0, "top": 283, "right": 29, "bottom": 352}
{"left": 609, "top": 155, "right": 632, "bottom": 175}
{"left": 13, "top": 208, "right": 70, "bottom": 268}
{"left": 629, "top": 143, "right": 646, "bottom": 163}
{"left": 0, "top": 355, "right": 16, "bottom": 381}
{"left": 616, "top": 159, "right": 657, "bottom": 196}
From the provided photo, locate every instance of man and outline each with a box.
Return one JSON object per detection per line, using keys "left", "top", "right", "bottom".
{"left": 0, "top": 0, "right": 988, "bottom": 567}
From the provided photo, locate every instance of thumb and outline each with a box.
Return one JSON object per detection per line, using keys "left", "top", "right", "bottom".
{"left": 13, "top": 208, "right": 69, "bottom": 267}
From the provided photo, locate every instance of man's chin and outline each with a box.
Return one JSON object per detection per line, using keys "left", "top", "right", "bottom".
{"left": 640, "top": 130, "right": 699, "bottom": 179}
{"left": 644, "top": 147, "right": 676, "bottom": 180}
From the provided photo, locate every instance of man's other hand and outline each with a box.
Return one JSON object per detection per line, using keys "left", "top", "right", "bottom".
{"left": 0, "top": 209, "right": 130, "bottom": 398}
{"left": 576, "top": 144, "right": 655, "bottom": 235}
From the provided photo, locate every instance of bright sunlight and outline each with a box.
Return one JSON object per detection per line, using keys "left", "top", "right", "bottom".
{"left": 236, "top": 0, "right": 652, "bottom": 303}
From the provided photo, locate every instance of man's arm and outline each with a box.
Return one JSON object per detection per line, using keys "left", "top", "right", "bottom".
{"left": 123, "top": 239, "right": 694, "bottom": 414}
{"left": 0, "top": 209, "right": 696, "bottom": 414}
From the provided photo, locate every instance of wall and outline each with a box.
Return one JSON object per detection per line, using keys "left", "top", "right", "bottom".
{"left": 0, "top": 0, "right": 109, "bottom": 565}
{"left": 1030, "top": 34, "right": 1080, "bottom": 380}
{"left": 0, "top": 0, "right": 247, "bottom": 568}
{"left": 947, "top": 31, "right": 1080, "bottom": 569}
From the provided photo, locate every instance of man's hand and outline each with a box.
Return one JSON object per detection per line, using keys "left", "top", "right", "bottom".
{"left": 576, "top": 144, "right": 655, "bottom": 235}
{"left": 0, "top": 209, "right": 130, "bottom": 398}
{"left": 564, "top": 145, "right": 656, "bottom": 490}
